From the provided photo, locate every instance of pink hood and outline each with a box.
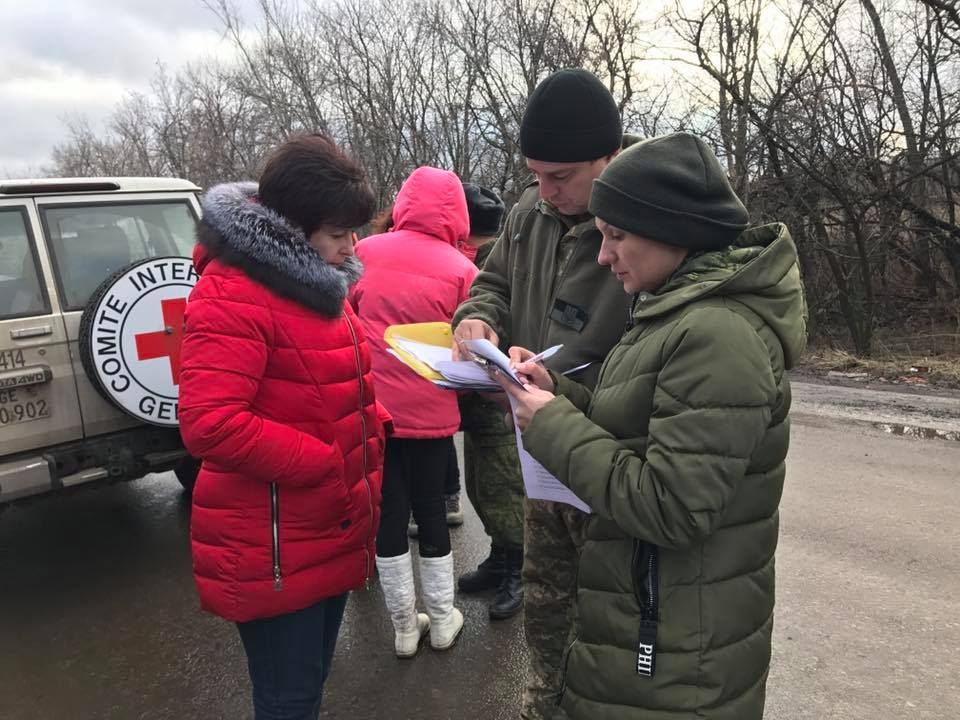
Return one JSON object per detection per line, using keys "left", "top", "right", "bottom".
{"left": 391, "top": 167, "right": 470, "bottom": 247}
{"left": 349, "top": 166, "right": 478, "bottom": 439}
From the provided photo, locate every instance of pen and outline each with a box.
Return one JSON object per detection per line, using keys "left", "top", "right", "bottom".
{"left": 527, "top": 344, "right": 563, "bottom": 364}
{"left": 561, "top": 361, "right": 593, "bottom": 377}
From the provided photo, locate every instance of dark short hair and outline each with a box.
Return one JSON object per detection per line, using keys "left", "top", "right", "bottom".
{"left": 258, "top": 134, "right": 376, "bottom": 236}
{"left": 369, "top": 203, "right": 395, "bottom": 235}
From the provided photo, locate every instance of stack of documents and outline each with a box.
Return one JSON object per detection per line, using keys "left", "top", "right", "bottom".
{"left": 384, "top": 322, "right": 561, "bottom": 391}
{"left": 382, "top": 322, "right": 453, "bottom": 384}
{"left": 384, "top": 322, "right": 590, "bottom": 512}
{"left": 437, "top": 338, "right": 561, "bottom": 390}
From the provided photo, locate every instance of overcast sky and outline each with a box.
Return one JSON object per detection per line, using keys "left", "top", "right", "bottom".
{"left": 1, "top": 0, "right": 726, "bottom": 179}
{"left": 1, "top": 0, "right": 262, "bottom": 177}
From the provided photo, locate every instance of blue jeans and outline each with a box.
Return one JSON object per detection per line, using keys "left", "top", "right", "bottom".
{"left": 237, "top": 593, "right": 349, "bottom": 720}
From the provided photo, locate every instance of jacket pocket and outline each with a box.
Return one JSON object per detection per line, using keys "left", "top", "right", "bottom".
{"left": 297, "top": 471, "right": 355, "bottom": 538}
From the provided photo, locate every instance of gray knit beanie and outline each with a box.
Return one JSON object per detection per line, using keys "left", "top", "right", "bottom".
{"left": 589, "top": 132, "right": 749, "bottom": 250}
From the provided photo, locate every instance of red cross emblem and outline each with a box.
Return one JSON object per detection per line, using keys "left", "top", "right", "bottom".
{"left": 135, "top": 298, "right": 187, "bottom": 385}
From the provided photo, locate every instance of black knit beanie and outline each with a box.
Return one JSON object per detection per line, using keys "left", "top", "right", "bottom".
{"left": 462, "top": 183, "right": 505, "bottom": 236}
{"left": 520, "top": 69, "right": 622, "bottom": 162}
{"left": 589, "top": 132, "right": 749, "bottom": 250}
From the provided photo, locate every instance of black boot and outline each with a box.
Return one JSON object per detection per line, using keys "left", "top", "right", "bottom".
{"left": 457, "top": 544, "right": 506, "bottom": 593}
{"left": 489, "top": 546, "right": 523, "bottom": 620}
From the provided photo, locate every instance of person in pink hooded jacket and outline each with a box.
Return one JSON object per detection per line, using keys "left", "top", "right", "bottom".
{"left": 349, "top": 167, "right": 478, "bottom": 657}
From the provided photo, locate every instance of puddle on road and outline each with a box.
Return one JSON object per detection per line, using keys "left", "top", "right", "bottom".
{"left": 876, "top": 423, "right": 960, "bottom": 442}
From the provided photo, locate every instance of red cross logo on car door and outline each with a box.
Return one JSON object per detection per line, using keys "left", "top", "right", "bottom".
{"left": 134, "top": 298, "right": 187, "bottom": 385}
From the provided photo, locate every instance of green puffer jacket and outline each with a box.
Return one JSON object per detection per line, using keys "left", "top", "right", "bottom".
{"left": 523, "top": 223, "right": 807, "bottom": 720}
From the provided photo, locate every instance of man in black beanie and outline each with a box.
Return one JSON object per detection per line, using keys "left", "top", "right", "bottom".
{"left": 452, "top": 69, "right": 636, "bottom": 720}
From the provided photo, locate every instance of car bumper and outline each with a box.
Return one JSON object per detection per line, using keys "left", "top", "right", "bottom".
{"left": 0, "top": 456, "right": 55, "bottom": 502}
{"left": 0, "top": 427, "right": 188, "bottom": 504}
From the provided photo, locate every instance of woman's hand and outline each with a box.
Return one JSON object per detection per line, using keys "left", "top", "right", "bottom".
{"left": 507, "top": 346, "right": 556, "bottom": 392}
{"left": 494, "top": 372, "right": 556, "bottom": 431}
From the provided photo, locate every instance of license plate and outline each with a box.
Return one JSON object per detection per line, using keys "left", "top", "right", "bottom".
{"left": 0, "top": 349, "right": 26, "bottom": 371}
{"left": 0, "top": 387, "right": 50, "bottom": 426}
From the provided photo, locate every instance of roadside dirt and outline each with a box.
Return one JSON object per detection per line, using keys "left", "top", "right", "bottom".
{"left": 795, "top": 348, "right": 960, "bottom": 398}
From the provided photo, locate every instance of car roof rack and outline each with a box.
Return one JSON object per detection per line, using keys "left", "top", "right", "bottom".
{"left": 0, "top": 177, "right": 201, "bottom": 195}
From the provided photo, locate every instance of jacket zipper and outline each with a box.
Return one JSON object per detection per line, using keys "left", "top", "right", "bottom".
{"left": 557, "top": 630, "right": 577, "bottom": 706}
{"left": 271, "top": 482, "right": 282, "bottom": 591}
{"left": 647, "top": 547, "right": 659, "bottom": 619}
{"left": 344, "top": 313, "right": 374, "bottom": 585}
{"left": 632, "top": 540, "right": 659, "bottom": 677}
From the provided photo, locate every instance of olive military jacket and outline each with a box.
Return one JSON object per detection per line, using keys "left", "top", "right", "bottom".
{"left": 458, "top": 241, "right": 512, "bottom": 434}
{"left": 452, "top": 172, "right": 636, "bottom": 389}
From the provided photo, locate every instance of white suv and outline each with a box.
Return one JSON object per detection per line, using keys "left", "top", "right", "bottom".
{"left": 0, "top": 178, "right": 201, "bottom": 506}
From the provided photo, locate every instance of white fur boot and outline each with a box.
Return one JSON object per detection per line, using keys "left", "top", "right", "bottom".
{"left": 376, "top": 553, "right": 430, "bottom": 658}
{"left": 418, "top": 553, "right": 464, "bottom": 650}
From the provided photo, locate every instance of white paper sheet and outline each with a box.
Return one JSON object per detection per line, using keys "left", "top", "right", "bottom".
{"left": 460, "top": 338, "right": 524, "bottom": 386}
{"left": 391, "top": 338, "right": 454, "bottom": 371}
{"left": 434, "top": 360, "right": 499, "bottom": 388}
{"left": 507, "top": 393, "right": 591, "bottom": 513}
{"left": 460, "top": 339, "right": 563, "bottom": 388}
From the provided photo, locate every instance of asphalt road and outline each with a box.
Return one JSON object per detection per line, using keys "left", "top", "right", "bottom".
{"left": 1, "top": 385, "right": 958, "bottom": 719}
{"left": 791, "top": 379, "right": 960, "bottom": 439}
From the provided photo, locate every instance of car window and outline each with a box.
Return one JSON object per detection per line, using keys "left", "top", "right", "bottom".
{"left": 41, "top": 201, "right": 197, "bottom": 310}
{"left": 0, "top": 208, "right": 48, "bottom": 319}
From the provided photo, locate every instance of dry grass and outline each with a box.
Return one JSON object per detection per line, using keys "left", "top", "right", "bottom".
{"left": 800, "top": 347, "right": 960, "bottom": 388}
{"left": 800, "top": 320, "right": 960, "bottom": 389}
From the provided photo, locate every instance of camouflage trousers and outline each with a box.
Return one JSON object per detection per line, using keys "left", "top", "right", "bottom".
{"left": 521, "top": 499, "right": 587, "bottom": 720}
{"left": 463, "top": 429, "right": 525, "bottom": 550}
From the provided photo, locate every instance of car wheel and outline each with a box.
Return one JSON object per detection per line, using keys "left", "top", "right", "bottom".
{"left": 78, "top": 256, "right": 197, "bottom": 428}
{"left": 175, "top": 456, "right": 201, "bottom": 495}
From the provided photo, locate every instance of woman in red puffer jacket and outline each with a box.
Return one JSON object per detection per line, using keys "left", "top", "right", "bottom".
{"left": 178, "top": 134, "right": 389, "bottom": 720}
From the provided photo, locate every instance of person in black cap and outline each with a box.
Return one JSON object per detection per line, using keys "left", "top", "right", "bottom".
{"left": 460, "top": 184, "right": 505, "bottom": 249}
{"left": 499, "top": 132, "right": 806, "bottom": 720}
{"left": 452, "top": 69, "right": 636, "bottom": 719}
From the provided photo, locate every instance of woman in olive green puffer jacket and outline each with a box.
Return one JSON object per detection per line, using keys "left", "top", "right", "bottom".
{"left": 501, "top": 133, "right": 807, "bottom": 720}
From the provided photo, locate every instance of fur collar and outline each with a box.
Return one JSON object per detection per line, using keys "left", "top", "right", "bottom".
{"left": 197, "top": 182, "right": 362, "bottom": 317}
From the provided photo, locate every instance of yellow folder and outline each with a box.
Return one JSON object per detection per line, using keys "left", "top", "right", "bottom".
{"left": 383, "top": 322, "right": 454, "bottom": 383}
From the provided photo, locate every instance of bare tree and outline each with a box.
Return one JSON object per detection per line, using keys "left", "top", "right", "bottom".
{"left": 48, "top": 0, "right": 960, "bottom": 354}
{"left": 667, "top": 0, "right": 960, "bottom": 353}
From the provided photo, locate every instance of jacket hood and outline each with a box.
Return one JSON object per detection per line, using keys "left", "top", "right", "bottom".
{"left": 391, "top": 167, "right": 469, "bottom": 246}
{"left": 634, "top": 222, "right": 808, "bottom": 368}
{"left": 195, "top": 182, "right": 362, "bottom": 317}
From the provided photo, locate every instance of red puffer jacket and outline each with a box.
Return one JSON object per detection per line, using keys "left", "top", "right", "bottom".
{"left": 179, "top": 182, "right": 389, "bottom": 623}
{"left": 350, "top": 167, "right": 479, "bottom": 438}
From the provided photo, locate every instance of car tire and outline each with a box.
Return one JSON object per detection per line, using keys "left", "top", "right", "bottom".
{"left": 175, "top": 456, "right": 201, "bottom": 495}
{"left": 77, "top": 256, "right": 196, "bottom": 427}
{"left": 78, "top": 259, "right": 153, "bottom": 407}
